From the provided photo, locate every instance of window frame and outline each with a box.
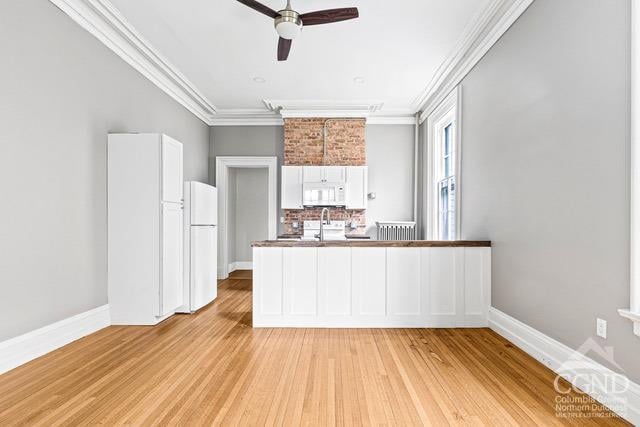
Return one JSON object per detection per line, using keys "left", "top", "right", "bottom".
{"left": 620, "top": 1, "right": 640, "bottom": 336}
{"left": 425, "top": 86, "right": 462, "bottom": 241}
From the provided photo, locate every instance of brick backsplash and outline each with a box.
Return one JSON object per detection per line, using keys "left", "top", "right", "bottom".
{"left": 283, "top": 118, "right": 367, "bottom": 235}
{"left": 283, "top": 208, "right": 366, "bottom": 235}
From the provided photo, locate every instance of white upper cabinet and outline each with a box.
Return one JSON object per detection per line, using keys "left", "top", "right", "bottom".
{"left": 302, "top": 166, "right": 346, "bottom": 183}
{"left": 162, "top": 135, "right": 184, "bottom": 203}
{"left": 302, "top": 166, "right": 324, "bottom": 183}
{"left": 324, "top": 166, "right": 346, "bottom": 183}
{"left": 281, "top": 166, "right": 303, "bottom": 209}
{"left": 346, "top": 166, "right": 368, "bottom": 209}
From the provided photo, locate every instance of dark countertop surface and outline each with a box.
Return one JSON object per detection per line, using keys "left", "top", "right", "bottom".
{"left": 253, "top": 240, "right": 491, "bottom": 248}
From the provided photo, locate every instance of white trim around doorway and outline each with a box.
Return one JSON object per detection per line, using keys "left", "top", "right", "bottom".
{"left": 215, "top": 156, "right": 278, "bottom": 279}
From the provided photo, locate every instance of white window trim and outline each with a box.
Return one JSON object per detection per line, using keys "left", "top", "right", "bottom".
{"left": 620, "top": 1, "right": 640, "bottom": 336}
{"left": 425, "top": 86, "right": 462, "bottom": 240}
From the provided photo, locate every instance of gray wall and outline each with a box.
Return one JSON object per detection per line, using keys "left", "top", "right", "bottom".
{"left": 209, "top": 126, "right": 285, "bottom": 233}
{"left": 209, "top": 126, "right": 284, "bottom": 182}
{"left": 366, "top": 125, "right": 416, "bottom": 236}
{"left": 210, "top": 124, "right": 416, "bottom": 236}
{"left": 0, "top": 0, "right": 210, "bottom": 341}
{"left": 460, "top": 0, "right": 638, "bottom": 381}
{"left": 232, "top": 168, "right": 269, "bottom": 263}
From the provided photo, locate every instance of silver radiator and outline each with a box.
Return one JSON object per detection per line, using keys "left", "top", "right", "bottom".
{"left": 376, "top": 221, "right": 417, "bottom": 241}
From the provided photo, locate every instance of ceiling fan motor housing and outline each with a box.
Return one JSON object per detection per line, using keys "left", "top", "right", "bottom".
{"left": 275, "top": 10, "right": 302, "bottom": 40}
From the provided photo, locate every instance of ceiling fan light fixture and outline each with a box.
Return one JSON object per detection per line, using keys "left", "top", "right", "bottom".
{"left": 275, "top": 10, "right": 302, "bottom": 40}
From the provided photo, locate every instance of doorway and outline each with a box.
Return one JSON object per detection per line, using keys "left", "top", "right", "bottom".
{"left": 216, "top": 157, "right": 277, "bottom": 279}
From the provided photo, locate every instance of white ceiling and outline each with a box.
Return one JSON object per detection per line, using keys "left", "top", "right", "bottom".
{"left": 108, "top": 0, "right": 491, "bottom": 114}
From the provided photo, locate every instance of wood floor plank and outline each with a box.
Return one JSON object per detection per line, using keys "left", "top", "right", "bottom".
{"left": 0, "top": 271, "right": 629, "bottom": 426}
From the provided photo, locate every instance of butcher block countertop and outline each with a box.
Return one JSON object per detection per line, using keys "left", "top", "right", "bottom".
{"left": 252, "top": 240, "right": 491, "bottom": 248}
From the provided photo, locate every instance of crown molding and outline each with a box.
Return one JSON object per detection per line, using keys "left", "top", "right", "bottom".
{"left": 263, "top": 99, "right": 385, "bottom": 119}
{"left": 367, "top": 113, "right": 417, "bottom": 126}
{"left": 48, "top": 0, "right": 218, "bottom": 124}
{"left": 415, "top": 0, "right": 535, "bottom": 123}
{"left": 210, "top": 110, "right": 284, "bottom": 126}
{"left": 49, "top": 0, "right": 533, "bottom": 127}
{"left": 209, "top": 108, "right": 415, "bottom": 126}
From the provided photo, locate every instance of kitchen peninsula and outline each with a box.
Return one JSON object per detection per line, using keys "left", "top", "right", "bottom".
{"left": 252, "top": 240, "right": 491, "bottom": 328}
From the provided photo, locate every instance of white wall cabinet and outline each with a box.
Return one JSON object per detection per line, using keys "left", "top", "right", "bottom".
{"left": 253, "top": 246, "right": 491, "bottom": 328}
{"left": 108, "top": 133, "right": 184, "bottom": 325}
{"left": 302, "top": 166, "right": 346, "bottom": 183}
{"left": 302, "top": 166, "right": 324, "bottom": 183}
{"left": 281, "top": 166, "right": 303, "bottom": 209}
{"left": 346, "top": 166, "right": 368, "bottom": 209}
{"left": 323, "top": 166, "right": 346, "bottom": 183}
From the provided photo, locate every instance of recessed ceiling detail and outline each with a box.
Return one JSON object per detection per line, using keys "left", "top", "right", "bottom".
{"left": 49, "top": 0, "right": 534, "bottom": 125}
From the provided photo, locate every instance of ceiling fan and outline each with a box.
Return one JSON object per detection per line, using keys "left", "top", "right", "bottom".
{"left": 236, "top": 0, "right": 359, "bottom": 61}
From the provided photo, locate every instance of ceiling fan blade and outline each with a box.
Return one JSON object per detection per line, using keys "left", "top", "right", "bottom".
{"left": 236, "top": 0, "right": 280, "bottom": 19}
{"left": 299, "top": 8, "right": 359, "bottom": 26}
{"left": 278, "top": 37, "right": 292, "bottom": 61}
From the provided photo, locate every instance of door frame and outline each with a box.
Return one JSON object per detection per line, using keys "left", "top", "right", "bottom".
{"left": 216, "top": 156, "right": 278, "bottom": 279}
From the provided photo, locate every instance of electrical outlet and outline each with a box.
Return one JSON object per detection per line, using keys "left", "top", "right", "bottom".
{"left": 280, "top": 216, "right": 285, "bottom": 224}
{"left": 597, "top": 318, "right": 607, "bottom": 339}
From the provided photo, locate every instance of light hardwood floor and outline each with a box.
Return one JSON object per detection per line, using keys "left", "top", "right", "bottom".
{"left": 0, "top": 270, "right": 629, "bottom": 426}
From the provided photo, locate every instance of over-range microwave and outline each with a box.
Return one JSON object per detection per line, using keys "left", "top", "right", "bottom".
{"left": 303, "top": 182, "right": 346, "bottom": 207}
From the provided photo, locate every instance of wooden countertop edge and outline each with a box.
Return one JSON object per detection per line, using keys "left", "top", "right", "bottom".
{"left": 251, "top": 240, "right": 491, "bottom": 248}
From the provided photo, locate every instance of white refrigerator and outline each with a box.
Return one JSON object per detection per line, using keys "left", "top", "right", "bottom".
{"left": 178, "top": 181, "right": 218, "bottom": 313}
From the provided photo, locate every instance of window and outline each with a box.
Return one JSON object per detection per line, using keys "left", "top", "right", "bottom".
{"left": 620, "top": 5, "right": 640, "bottom": 336}
{"left": 426, "top": 87, "right": 460, "bottom": 241}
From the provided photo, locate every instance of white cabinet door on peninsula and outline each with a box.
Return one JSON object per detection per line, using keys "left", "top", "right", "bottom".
{"left": 318, "top": 248, "right": 352, "bottom": 316}
{"left": 281, "top": 166, "right": 303, "bottom": 209}
{"left": 253, "top": 246, "right": 491, "bottom": 328}
{"left": 283, "top": 248, "right": 317, "bottom": 316}
{"left": 352, "top": 247, "right": 386, "bottom": 317}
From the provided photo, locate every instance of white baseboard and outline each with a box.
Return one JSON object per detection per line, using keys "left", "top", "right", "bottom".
{"left": 0, "top": 305, "right": 111, "bottom": 375}
{"left": 228, "top": 261, "right": 253, "bottom": 273}
{"left": 489, "top": 307, "right": 640, "bottom": 425}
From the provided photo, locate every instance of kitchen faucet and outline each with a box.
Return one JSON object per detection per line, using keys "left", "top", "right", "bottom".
{"left": 316, "top": 208, "right": 330, "bottom": 241}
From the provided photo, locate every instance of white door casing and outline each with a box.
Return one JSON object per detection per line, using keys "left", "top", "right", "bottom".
{"left": 215, "top": 156, "right": 278, "bottom": 279}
